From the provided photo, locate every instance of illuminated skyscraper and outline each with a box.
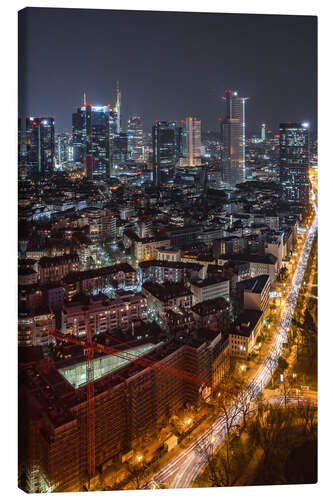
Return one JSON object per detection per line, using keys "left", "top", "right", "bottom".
{"left": 112, "top": 132, "right": 128, "bottom": 168}
{"left": 87, "top": 105, "right": 110, "bottom": 179}
{"left": 182, "top": 117, "right": 201, "bottom": 166}
{"left": 26, "top": 116, "right": 55, "bottom": 178}
{"left": 152, "top": 121, "right": 176, "bottom": 187}
{"left": 261, "top": 123, "right": 266, "bottom": 141}
{"left": 127, "top": 116, "right": 144, "bottom": 161}
{"left": 221, "top": 90, "right": 249, "bottom": 187}
{"left": 279, "top": 122, "right": 310, "bottom": 204}
{"left": 72, "top": 106, "right": 86, "bottom": 163}
{"left": 170, "top": 121, "right": 183, "bottom": 161}
{"left": 72, "top": 103, "right": 112, "bottom": 179}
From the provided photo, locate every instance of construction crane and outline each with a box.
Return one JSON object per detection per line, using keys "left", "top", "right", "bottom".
{"left": 51, "top": 327, "right": 208, "bottom": 480}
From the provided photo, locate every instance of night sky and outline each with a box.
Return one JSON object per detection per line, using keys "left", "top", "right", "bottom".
{"left": 19, "top": 8, "right": 317, "bottom": 135}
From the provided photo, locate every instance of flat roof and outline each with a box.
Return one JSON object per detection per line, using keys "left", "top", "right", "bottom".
{"left": 59, "top": 342, "right": 164, "bottom": 389}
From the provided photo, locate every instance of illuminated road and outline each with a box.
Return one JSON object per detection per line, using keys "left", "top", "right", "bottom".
{"left": 147, "top": 189, "right": 318, "bottom": 489}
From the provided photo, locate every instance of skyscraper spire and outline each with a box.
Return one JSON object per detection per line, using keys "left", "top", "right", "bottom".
{"left": 115, "top": 81, "right": 121, "bottom": 133}
{"left": 83, "top": 91, "right": 87, "bottom": 107}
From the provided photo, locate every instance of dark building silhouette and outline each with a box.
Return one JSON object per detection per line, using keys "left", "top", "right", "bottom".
{"left": 152, "top": 121, "right": 176, "bottom": 187}
{"left": 279, "top": 122, "right": 310, "bottom": 204}
{"left": 72, "top": 104, "right": 111, "bottom": 179}
{"left": 26, "top": 116, "right": 55, "bottom": 179}
{"left": 127, "top": 116, "right": 143, "bottom": 161}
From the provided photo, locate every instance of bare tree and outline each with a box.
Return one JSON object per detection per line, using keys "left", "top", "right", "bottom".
{"left": 298, "top": 403, "right": 317, "bottom": 435}
{"left": 125, "top": 459, "right": 150, "bottom": 490}
{"left": 235, "top": 380, "right": 258, "bottom": 427}
{"left": 196, "top": 428, "right": 245, "bottom": 487}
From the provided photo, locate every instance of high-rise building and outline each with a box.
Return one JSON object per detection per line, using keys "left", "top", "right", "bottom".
{"left": 87, "top": 105, "right": 111, "bottom": 179}
{"left": 127, "top": 116, "right": 144, "bottom": 161}
{"left": 152, "top": 121, "right": 176, "bottom": 187}
{"left": 170, "top": 121, "right": 183, "bottom": 161}
{"left": 72, "top": 104, "right": 111, "bottom": 179}
{"left": 72, "top": 106, "right": 86, "bottom": 163}
{"left": 279, "top": 122, "right": 310, "bottom": 204}
{"left": 182, "top": 117, "right": 202, "bottom": 166}
{"left": 83, "top": 154, "right": 94, "bottom": 180}
{"left": 115, "top": 82, "right": 121, "bottom": 134}
{"left": 221, "top": 90, "right": 249, "bottom": 187}
{"left": 18, "top": 117, "right": 27, "bottom": 179}
{"left": 56, "top": 133, "right": 71, "bottom": 169}
{"left": 26, "top": 116, "right": 55, "bottom": 178}
{"left": 261, "top": 123, "right": 266, "bottom": 141}
{"left": 112, "top": 132, "right": 128, "bottom": 168}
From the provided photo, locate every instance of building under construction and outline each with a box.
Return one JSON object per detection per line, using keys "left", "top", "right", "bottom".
{"left": 18, "top": 329, "right": 229, "bottom": 493}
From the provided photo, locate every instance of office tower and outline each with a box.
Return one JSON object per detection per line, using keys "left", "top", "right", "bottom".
{"left": 56, "top": 133, "right": 71, "bottom": 169}
{"left": 112, "top": 132, "right": 128, "bottom": 167}
{"left": 18, "top": 117, "right": 27, "bottom": 179}
{"left": 127, "top": 116, "right": 144, "bottom": 161}
{"left": 152, "top": 121, "right": 176, "bottom": 187}
{"left": 87, "top": 105, "right": 110, "bottom": 179}
{"left": 221, "top": 90, "right": 249, "bottom": 187}
{"left": 261, "top": 123, "right": 266, "bottom": 141}
{"left": 83, "top": 154, "right": 94, "bottom": 180}
{"left": 115, "top": 82, "right": 121, "bottom": 134}
{"left": 72, "top": 103, "right": 111, "bottom": 179}
{"left": 26, "top": 116, "right": 55, "bottom": 178}
{"left": 279, "top": 122, "right": 310, "bottom": 204}
{"left": 170, "top": 121, "right": 183, "bottom": 161}
{"left": 72, "top": 106, "right": 86, "bottom": 163}
{"left": 182, "top": 117, "right": 202, "bottom": 166}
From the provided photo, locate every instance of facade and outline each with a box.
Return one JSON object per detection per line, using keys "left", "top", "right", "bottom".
{"left": 18, "top": 309, "right": 55, "bottom": 346}
{"left": 221, "top": 90, "right": 249, "bottom": 187}
{"left": 152, "top": 121, "right": 176, "bottom": 187}
{"left": 124, "top": 230, "right": 170, "bottom": 263}
{"left": 279, "top": 122, "right": 310, "bottom": 204}
{"left": 26, "top": 116, "right": 55, "bottom": 178}
{"left": 62, "top": 292, "right": 147, "bottom": 337}
{"left": 236, "top": 274, "right": 271, "bottom": 312}
{"left": 38, "top": 254, "right": 80, "bottom": 284}
{"left": 63, "top": 263, "right": 137, "bottom": 300}
{"left": 190, "top": 277, "right": 230, "bottom": 305}
{"left": 191, "top": 297, "right": 230, "bottom": 333}
{"left": 219, "top": 254, "right": 278, "bottom": 283}
{"left": 229, "top": 309, "right": 263, "bottom": 357}
{"left": 72, "top": 104, "right": 112, "bottom": 178}
{"left": 182, "top": 117, "right": 202, "bottom": 166}
{"left": 142, "top": 281, "right": 193, "bottom": 324}
{"left": 139, "top": 260, "right": 204, "bottom": 284}
{"left": 170, "top": 121, "right": 183, "bottom": 160}
{"left": 127, "top": 116, "right": 144, "bottom": 161}
{"left": 112, "top": 132, "right": 128, "bottom": 167}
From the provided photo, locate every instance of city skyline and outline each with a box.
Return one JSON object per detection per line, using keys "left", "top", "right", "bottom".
{"left": 19, "top": 8, "right": 317, "bottom": 134}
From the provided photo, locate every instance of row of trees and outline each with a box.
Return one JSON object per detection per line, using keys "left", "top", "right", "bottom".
{"left": 196, "top": 393, "right": 317, "bottom": 488}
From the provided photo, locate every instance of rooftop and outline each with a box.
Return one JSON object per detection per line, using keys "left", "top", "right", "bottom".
{"left": 236, "top": 274, "right": 270, "bottom": 294}
{"left": 142, "top": 281, "right": 192, "bottom": 301}
{"left": 139, "top": 259, "right": 203, "bottom": 271}
{"left": 191, "top": 297, "right": 229, "bottom": 316}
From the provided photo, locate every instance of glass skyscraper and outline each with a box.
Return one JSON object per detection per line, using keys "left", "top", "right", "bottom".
{"left": 26, "top": 116, "right": 55, "bottom": 179}
{"left": 221, "top": 90, "right": 248, "bottom": 188}
{"left": 127, "top": 116, "right": 144, "bottom": 161}
{"left": 72, "top": 104, "right": 113, "bottom": 179}
{"left": 182, "top": 117, "right": 202, "bottom": 166}
{"left": 279, "top": 122, "right": 310, "bottom": 204}
{"left": 152, "top": 121, "right": 176, "bottom": 187}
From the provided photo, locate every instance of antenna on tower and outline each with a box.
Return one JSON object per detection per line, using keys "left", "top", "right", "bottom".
{"left": 83, "top": 91, "right": 87, "bottom": 107}
{"left": 115, "top": 81, "right": 121, "bottom": 133}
